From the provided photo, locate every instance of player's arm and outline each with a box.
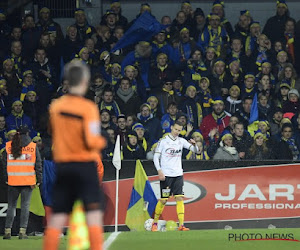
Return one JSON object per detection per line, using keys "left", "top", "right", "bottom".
{"left": 182, "top": 138, "right": 199, "bottom": 153}
{"left": 84, "top": 105, "right": 107, "bottom": 150}
{"left": 153, "top": 140, "right": 165, "bottom": 181}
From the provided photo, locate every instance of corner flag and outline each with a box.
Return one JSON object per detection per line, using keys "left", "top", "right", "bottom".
{"left": 125, "top": 160, "right": 157, "bottom": 231}
{"left": 112, "top": 135, "right": 121, "bottom": 170}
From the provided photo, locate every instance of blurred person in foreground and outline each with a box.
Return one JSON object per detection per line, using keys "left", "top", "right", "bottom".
{"left": 43, "top": 61, "right": 106, "bottom": 250}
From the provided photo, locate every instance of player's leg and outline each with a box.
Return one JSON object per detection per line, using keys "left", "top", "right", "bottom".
{"left": 81, "top": 162, "right": 104, "bottom": 250}
{"left": 152, "top": 177, "right": 171, "bottom": 231}
{"left": 173, "top": 176, "right": 189, "bottom": 231}
{"left": 3, "top": 186, "right": 21, "bottom": 239}
{"left": 43, "top": 163, "right": 74, "bottom": 250}
{"left": 44, "top": 213, "right": 68, "bottom": 250}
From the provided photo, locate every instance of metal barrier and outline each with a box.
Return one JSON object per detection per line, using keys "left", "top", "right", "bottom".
{"left": 37, "top": 0, "right": 77, "bottom": 18}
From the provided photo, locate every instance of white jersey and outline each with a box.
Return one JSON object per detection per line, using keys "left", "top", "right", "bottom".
{"left": 154, "top": 134, "right": 198, "bottom": 177}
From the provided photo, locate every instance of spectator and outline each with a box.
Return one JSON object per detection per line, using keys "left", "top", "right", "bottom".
{"left": 73, "top": 9, "right": 95, "bottom": 43}
{"left": 109, "top": 0, "right": 128, "bottom": 29}
{"left": 9, "top": 40, "right": 26, "bottom": 74}
{"left": 277, "top": 63, "right": 299, "bottom": 90}
{"left": 241, "top": 73, "right": 257, "bottom": 99}
{"left": 258, "top": 92, "right": 272, "bottom": 120}
{"left": 148, "top": 53, "right": 175, "bottom": 93}
{"left": 19, "top": 70, "right": 35, "bottom": 102}
{"left": 103, "top": 10, "right": 117, "bottom": 34}
{"left": 99, "top": 86, "right": 121, "bottom": 117}
{"left": 225, "top": 85, "right": 242, "bottom": 115}
{"left": 235, "top": 96, "right": 253, "bottom": 127}
{"left": 269, "top": 107, "right": 283, "bottom": 136}
{"left": 126, "top": 114, "right": 137, "bottom": 129}
{"left": 245, "top": 129, "right": 273, "bottom": 160}
{"left": 186, "top": 140, "right": 209, "bottom": 160}
{"left": 245, "top": 21, "right": 261, "bottom": 56}
{"left": 232, "top": 122, "right": 253, "bottom": 159}
{"left": 0, "top": 77, "right": 8, "bottom": 116}
{"left": 180, "top": 85, "right": 202, "bottom": 128}
{"left": 284, "top": 18, "right": 296, "bottom": 64}
{"left": 23, "top": 91, "right": 40, "bottom": 129}
{"left": 22, "top": 14, "right": 41, "bottom": 61}
{"left": 155, "top": 79, "right": 177, "bottom": 115}
{"left": 224, "top": 57, "right": 244, "bottom": 87}
{"left": 133, "top": 122, "right": 149, "bottom": 153}
{"left": 200, "top": 97, "right": 230, "bottom": 143}
{"left": 62, "top": 25, "right": 81, "bottom": 63}
{"left": 6, "top": 100, "right": 33, "bottom": 134}
{"left": 282, "top": 88, "right": 300, "bottom": 114}
{"left": 161, "top": 102, "right": 178, "bottom": 133}
{"left": 198, "top": 13, "right": 229, "bottom": 57}
{"left": 115, "top": 76, "right": 141, "bottom": 116}
{"left": 36, "top": 7, "right": 64, "bottom": 42}
{"left": 100, "top": 109, "right": 116, "bottom": 131}
{"left": 275, "top": 82, "right": 290, "bottom": 108}
{"left": 190, "top": 8, "right": 205, "bottom": 40}
{"left": 273, "top": 50, "right": 288, "bottom": 79}
{"left": 174, "top": 27, "right": 197, "bottom": 63}
{"left": 32, "top": 132, "right": 51, "bottom": 160}
{"left": 0, "top": 114, "right": 7, "bottom": 149}
{"left": 275, "top": 123, "right": 299, "bottom": 159}
{"left": 137, "top": 103, "right": 162, "bottom": 144}
{"left": 173, "top": 77, "right": 184, "bottom": 104}
{"left": 197, "top": 77, "right": 213, "bottom": 117}
{"left": 122, "top": 130, "right": 146, "bottom": 160}
{"left": 92, "top": 25, "right": 111, "bottom": 51}
{"left": 147, "top": 96, "right": 161, "bottom": 119}
{"left": 211, "top": 0, "right": 233, "bottom": 37}
{"left": 209, "top": 59, "right": 230, "bottom": 97}
{"left": 170, "top": 11, "right": 189, "bottom": 38}
{"left": 227, "top": 37, "right": 249, "bottom": 72}
{"left": 115, "top": 114, "right": 128, "bottom": 147}
{"left": 90, "top": 74, "right": 108, "bottom": 104}
{"left": 256, "top": 61, "right": 276, "bottom": 87}
{"left": 234, "top": 10, "right": 252, "bottom": 45}
{"left": 213, "top": 131, "right": 239, "bottom": 160}
{"left": 263, "top": 0, "right": 291, "bottom": 44}
{"left": 204, "top": 47, "right": 217, "bottom": 74}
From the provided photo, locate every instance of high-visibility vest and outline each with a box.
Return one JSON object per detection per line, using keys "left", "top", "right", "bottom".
{"left": 6, "top": 141, "right": 37, "bottom": 186}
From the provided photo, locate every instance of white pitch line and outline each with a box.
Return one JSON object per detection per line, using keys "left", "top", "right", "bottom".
{"left": 104, "top": 232, "right": 121, "bottom": 250}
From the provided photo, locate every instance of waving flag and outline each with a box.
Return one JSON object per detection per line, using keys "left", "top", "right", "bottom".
{"left": 125, "top": 160, "right": 157, "bottom": 231}
{"left": 249, "top": 93, "right": 258, "bottom": 124}
{"left": 111, "top": 12, "right": 167, "bottom": 52}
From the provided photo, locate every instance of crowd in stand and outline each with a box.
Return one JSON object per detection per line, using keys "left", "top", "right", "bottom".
{"left": 0, "top": 0, "right": 300, "bottom": 161}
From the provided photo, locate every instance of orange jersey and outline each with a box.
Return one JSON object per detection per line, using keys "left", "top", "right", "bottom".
{"left": 49, "top": 95, "right": 106, "bottom": 163}
{"left": 96, "top": 154, "right": 104, "bottom": 182}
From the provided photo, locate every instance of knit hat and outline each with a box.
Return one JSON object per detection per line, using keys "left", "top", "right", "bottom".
{"left": 229, "top": 85, "right": 241, "bottom": 94}
{"left": 214, "top": 58, "right": 225, "bottom": 66}
{"left": 0, "top": 9, "right": 6, "bottom": 19}
{"left": 280, "top": 80, "right": 291, "bottom": 89}
{"left": 100, "top": 51, "right": 109, "bottom": 60}
{"left": 6, "top": 129, "right": 17, "bottom": 139}
{"left": 0, "top": 77, "right": 6, "bottom": 85}
{"left": 212, "top": 96, "right": 224, "bottom": 105}
{"left": 105, "top": 9, "right": 117, "bottom": 17}
{"left": 23, "top": 69, "right": 33, "bottom": 77}
{"left": 2, "top": 56, "right": 13, "bottom": 67}
{"left": 192, "top": 129, "right": 204, "bottom": 141}
{"left": 140, "top": 103, "right": 151, "bottom": 111}
{"left": 208, "top": 13, "right": 220, "bottom": 19}
{"left": 277, "top": 50, "right": 287, "bottom": 57}
{"left": 200, "top": 77, "right": 210, "bottom": 86}
{"left": 117, "top": 114, "right": 126, "bottom": 120}
{"left": 250, "top": 21, "right": 260, "bottom": 29}
{"left": 74, "top": 8, "right": 85, "bottom": 15}
{"left": 288, "top": 89, "right": 299, "bottom": 99}
{"left": 240, "top": 10, "right": 250, "bottom": 17}
{"left": 32, "top": 132, "right": 42, "bottom": 142}
{"left": 147, "top": 95, "right": 158, "bottom": 103}
{"left": 132, "top": 123, "right": 145, "bottom": 131}
{"left": 111, "top": 0, "right": 121, "bottom": 7}
{"left": 12, "top": 99, "right": 22, "bottom": 108}
{"left": 258, "top": 120, "right": 270, "bottom": 129}
{"left": 212, "top": 0, "right": 224, "bottom": 8}
{"left": 128, "top": 130, "right": 138, "bottom": 138}
{"left": 194, "top": 8, "right": 205, "bottom": 17}
{"left": 39, "top": 6, "right": 50, "bottom": 13}
{"left": 254, "top": 129, "right": 266, "bottom": 140}
{"left": 186, "top": 85, "right": 196, "bottom": 94}
{"left": 244, "top": 73, "right": 255, "bottom": 79}
{"left": 221, "top": 130, "right": 232, "bottom": 141}
{"left": 277, "top": 0, "right": 288, "bottom": 8}
{"left": 180, "top": 27, "right": 189, "bottom": 33}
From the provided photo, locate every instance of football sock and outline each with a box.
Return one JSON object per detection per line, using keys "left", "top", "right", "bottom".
{"left": 88, "top": 225, "right": 103, "bottom": 250}
{"left": 43, "top": 227, "right": 61, "bottom": 250}
{"left": 176, "top": 200, "right": 184, "bottom": 226}
{"left": 153, "top": 200, "right": 166, "bottom": 223}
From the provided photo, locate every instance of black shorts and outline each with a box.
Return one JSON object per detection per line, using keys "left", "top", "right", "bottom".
{"left": 160, "top": 176, "right": 184, "bottom": 198}
{"left": 52, "top": 162, "right": 104, "bottom": 213}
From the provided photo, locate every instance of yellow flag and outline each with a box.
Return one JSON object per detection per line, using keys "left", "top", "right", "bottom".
{"left": 68, "top": 200, "right": 90, "bottom": 250}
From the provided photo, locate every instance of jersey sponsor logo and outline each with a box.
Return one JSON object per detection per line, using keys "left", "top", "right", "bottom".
{"left": 150, "top": 180, "right": 206, "bottom": 205}
{"left": 0, "top": 203, "right": 8, "bottom": 217}
{"left": 8, "top": 153, "right": 32, "bottom": 160}
{"left": 165, "top": 148, "right": 182, "bottom": 156}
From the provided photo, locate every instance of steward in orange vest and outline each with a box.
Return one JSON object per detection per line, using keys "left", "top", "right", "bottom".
{"left": 2, "top": 126, "right": 42, "bottom": 240}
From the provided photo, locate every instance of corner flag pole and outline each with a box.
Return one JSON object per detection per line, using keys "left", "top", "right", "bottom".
{"left": 112, "top": 135, "right": 121, "bottom": 232}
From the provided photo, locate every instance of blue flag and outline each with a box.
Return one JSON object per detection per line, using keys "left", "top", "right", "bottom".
{"left": 41, "top": 160, "right": 57, "bottom": 206}
{"left": 111, "top": 12, "right": 166, "bottom": 52}
{"left": 125, "top": 160, "right": 157, "bottom": 231}
{"left": 249, "top": 93, "right": 258, "bottom": 124}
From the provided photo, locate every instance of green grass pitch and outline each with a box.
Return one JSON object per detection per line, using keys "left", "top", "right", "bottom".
{"left": 1, "top": 229, "right": 300, "bottom": 250}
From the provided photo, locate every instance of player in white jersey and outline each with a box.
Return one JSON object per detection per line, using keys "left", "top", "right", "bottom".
{"left": 152, "top": 120, "right": 198, "bottom": 231}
